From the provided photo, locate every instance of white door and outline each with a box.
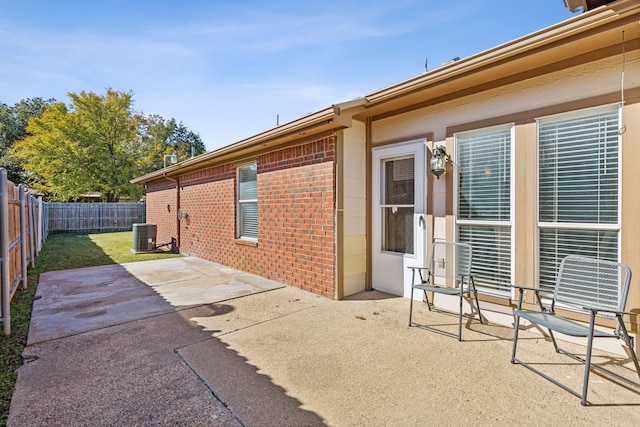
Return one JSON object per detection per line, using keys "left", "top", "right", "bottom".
{"left": 372, "top": 140, "right": 427, "bottom": 298}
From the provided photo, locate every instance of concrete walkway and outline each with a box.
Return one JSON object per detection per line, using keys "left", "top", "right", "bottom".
{"left": 8, "top": 257, "right": 640, "bottom": 426}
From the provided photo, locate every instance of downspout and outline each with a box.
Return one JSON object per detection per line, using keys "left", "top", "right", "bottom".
{"left": 163, "top": 172, "right": 180, "bottom": 250}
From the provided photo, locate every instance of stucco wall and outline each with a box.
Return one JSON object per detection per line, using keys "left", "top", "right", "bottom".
{"left": 373, "top": 52, "right": 638, "bottom": 142}
{"left": 620, "top": 100, "right": 640, "bottom": 323}
{"left": 369, "top": 48, "right": 640, "bottom": 332}
{"left": 341, "top": 123, "right": 367, "bottom": 296}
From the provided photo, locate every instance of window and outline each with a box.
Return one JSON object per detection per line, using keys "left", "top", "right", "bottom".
{"left": 238, "top": 163, "right": 257, "bottom": 239}
{"left": 456, "top": 124, "right": 513, "bottom": 293}
{"left": 538, "top": 105, "right": 620, "bottom": 292}
{"left": 381, "top": 156, "right": 414, "bottom": 254}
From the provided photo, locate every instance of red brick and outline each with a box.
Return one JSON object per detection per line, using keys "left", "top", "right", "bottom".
{"left": 145, "top": 136, "right": 336, "bottom": 298}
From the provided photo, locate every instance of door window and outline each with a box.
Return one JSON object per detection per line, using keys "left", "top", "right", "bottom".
{"left": 381, "top": 156, "right": 414, "bottom": 254}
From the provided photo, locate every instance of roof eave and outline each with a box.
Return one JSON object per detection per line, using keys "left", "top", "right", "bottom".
{"left": 132, "top": 99, "right": 365, "bottom": 184}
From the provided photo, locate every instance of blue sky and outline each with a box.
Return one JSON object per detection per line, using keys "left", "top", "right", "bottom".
{"left": 1, "top": 1, "right": 577, "bottom": 151}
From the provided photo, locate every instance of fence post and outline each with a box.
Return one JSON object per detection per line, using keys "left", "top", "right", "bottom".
{"left": 36, "top": 196, "right": 42, "bottom": 254}
{"left": 28, "top": 196, "right": 35, "bottom": 268}
{"left": 42, "top": 201, "right": 49, "bottom": 241}
{"left": 19, "top": 185, "right": 28, "bottom": 289}
{"left": 1, "top": 169, "right": 10, "bottom": 335}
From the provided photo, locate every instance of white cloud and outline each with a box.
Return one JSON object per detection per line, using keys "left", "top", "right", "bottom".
{"left": 0, "top": 0, "right": 573, "bottom": 151}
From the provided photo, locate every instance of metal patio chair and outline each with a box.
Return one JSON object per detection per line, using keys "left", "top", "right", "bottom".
{"left": 408, "top": 241, "right": 484, "bottom": 341}
{"left": 511, "top": 255, "right": 640, "bottom": 405}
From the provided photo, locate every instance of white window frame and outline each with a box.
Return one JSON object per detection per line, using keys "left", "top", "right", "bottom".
{"left": 536, "top": 104, "right": 621, "bottom": 293}
{"left": 237, "top": 162, "right": 258, "bottom": 240}
{"left": 454, "top": 123, "right": 515, "bottom": 296}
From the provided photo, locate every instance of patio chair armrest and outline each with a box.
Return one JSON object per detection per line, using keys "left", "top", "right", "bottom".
{"left": 511, "top": 284, "right": 540, "bottom": 292}
{"left": 511, "top": 284, "right": 544, "bottom": 310}
{"left": 582, "top": 307, "right": 637, "bottom": 317}
{"left": 407, "top": 266, "right": 431, "bottom": 285}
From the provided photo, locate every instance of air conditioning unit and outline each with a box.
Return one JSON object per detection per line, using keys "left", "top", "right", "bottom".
{"left": 132, "top": 223, "right": 157, "bottom": 253}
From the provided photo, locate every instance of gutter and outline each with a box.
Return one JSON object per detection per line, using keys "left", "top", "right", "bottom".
{"left": 132, "top": 99, "right": 366, "bottom": 185}
{"left": 163, "top": 172, "right": 180, "bottom": 250}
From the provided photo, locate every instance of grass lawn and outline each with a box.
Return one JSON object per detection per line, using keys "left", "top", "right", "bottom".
{"left": 0, "top": 231, "right": 182, "bottom": 426}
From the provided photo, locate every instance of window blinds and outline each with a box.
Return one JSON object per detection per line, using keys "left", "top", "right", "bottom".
{"left": 459, "top": 225, "right": 512, "bottom": 292}
{"left": 238, "top": 163, "right": 258, "bottom": 239}
{"left": 538, "top": 108, "right": 619, "bottom": 224}
{"left": 458, "top": 128, "right": 511, "bottom": 221}
{"left": 456, "top": 125, "right": 512, "bottom": 293}
{"left": 538, "top": 106, "right": 619, "bottom": 292}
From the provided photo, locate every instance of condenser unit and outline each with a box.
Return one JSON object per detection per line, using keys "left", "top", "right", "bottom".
{"left": 132, "top": 223, "right": 157, "bottom": 253}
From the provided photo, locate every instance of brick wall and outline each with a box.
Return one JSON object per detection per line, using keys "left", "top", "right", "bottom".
{"left": 144, "top": 136, "right": 336, "bottom": 298}
{"left": 179, "top": 164, "right": 236, "bottom": 264}
{"left": 145, "top": 180, "right": 177, "bottom": 246}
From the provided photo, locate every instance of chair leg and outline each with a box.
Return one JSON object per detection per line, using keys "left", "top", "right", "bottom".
{"left": 423, "top": 290, "right": 432, "bottom": 311}
{"left": 617, "top": 316, "right": 640, "bottom": 381}
{"left": 548, "top": 328, "right": 560, "bottom": 353}
{"left": 511, "top": 314, "right": 520, "bottom": 363}
{"left": 581, "top": 312, "right": 597, "bottom": 406}
{"left": 470, "top": 278, "right": 483, "bottom": 324}
{"left": 409, "top": 287, "right": 414, "bottom": 326}
{"left": 458, "top": 291, "right": 463, "bottom": 341}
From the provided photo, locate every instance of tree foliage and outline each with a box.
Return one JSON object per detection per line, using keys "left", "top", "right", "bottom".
{"left": 136, "top": 115, "right": 206, "bottom": 172}
{"left": 9, "top": 89, "right": 206, "bottom": 202}
{"left": 0, "top": 97, "right": 54, "bottom": 182}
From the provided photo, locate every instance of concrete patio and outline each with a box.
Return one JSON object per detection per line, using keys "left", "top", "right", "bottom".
{"left": 8, "top": 257, "right": 640, "bottom": 426}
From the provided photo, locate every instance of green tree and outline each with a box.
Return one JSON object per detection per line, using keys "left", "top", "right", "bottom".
{"left": 12, "top": 89, "right": 142, "bottom": 202}
{"left": 11, "top": 89, "right": 206, "bottom": 201}
{"left": 69, "top": 89, "right": 140, "bottom": 202}
{"left": 0, "top": 97, "right": 54, "bottom": 182}
{"left": 136, "top": 115, "right": 206, "bottom": 172}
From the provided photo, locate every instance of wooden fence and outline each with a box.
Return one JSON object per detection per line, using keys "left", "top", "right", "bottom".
{"left": 2, "top": 185, "right": 145, "bottom": 334}
{"left": 0, "top": 169, "right": 42, "bottom": 335}
{"left": 44, "top": 202, "right": 145, "bottom": 234}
